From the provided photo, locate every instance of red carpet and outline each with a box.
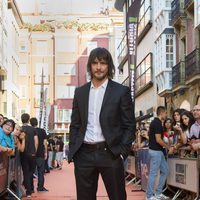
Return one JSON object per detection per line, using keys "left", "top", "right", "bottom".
{"left": 22, "top": 160, "right": 145, "bottom": 200}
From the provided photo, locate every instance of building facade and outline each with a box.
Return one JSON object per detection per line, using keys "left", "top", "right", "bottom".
{"left": 17, "top": 0, "right": 122, "bottom": 136}
{"left": 167, "top": 0, "right": 200, "bottom": 112}
{"left": 0, "top": 0, "right": 23, "bottom": 120}
{"left": 115, "top": 0, "right": 170, "bottom": 123}
{"left": 115, "top": 0, "right": 200, "bottom": 117}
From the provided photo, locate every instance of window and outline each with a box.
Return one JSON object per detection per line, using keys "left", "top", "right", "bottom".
{"left": 19, "top": 40, "right": 27, "bottom": 52}
{"left": 56, "top": 38, "right": 77, "bottom": 52}
{"left": 138, "top": 0, "right": 151, "bottom": 36}
{"left": 136, "top": 53, "right": 152, "bottom": 92}
{"left": 166, "top": 35, "right": 174, "bottom": 68}
{"left": 36, "top": 41, "right": 48, "bottom": 55}
{"left": 34, "top": 85, "right": 49, "bottom": 107}
{"left": 168, "top": 11, "right": 172, "bottom": 26}
{"left": 20, "top": 86, "right": 27, "bottom": 99}
{"left": 57, "top": 85, "right": 75, "bottom": 99}
{"left": 57, "top": 109, "right": 72, "bottom": 123}
{"left": 19, "top": 64, "right": 27, "bottom": 76}
{"left": 87, "top": 41, "right": 97, "bottom": 55}
{"left": 56, "top": 64, "right": 76, "bottom": 75}
{"left": 166, "top": 0, "right": 171, "bottom": 7}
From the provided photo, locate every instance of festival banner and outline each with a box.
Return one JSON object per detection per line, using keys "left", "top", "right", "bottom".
{"left": 126, "top": 0, "right": 141, "bottom": 103}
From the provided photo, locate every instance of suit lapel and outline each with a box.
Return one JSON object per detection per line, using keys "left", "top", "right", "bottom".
{"left": 101, "top": 79, "right": 112, "bottom": 111}
{"left": 84, "top": 82, "right": 91, "bottom": 122}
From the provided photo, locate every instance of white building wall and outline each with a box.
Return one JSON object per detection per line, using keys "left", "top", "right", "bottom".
{"left": 135, "top": 1, "right": 158, "bottom": 117}
{"left": 6, "top": 8, "right": 21, "bottom": 119}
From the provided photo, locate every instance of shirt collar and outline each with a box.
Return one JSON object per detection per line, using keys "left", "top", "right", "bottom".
{"left": 91, "top": 78, "right": 109, "bottom": 89}
{"left": 195, "top": 121, "right": 200, "bottom": 126}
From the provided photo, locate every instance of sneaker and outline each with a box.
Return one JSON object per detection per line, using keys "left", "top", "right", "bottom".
{"left": 146, "top": 196, "right": 157, "bottom": 200}
{"left": 155, "top": 193, "right": 170, "bottom": 200}
{"left": 37, "top": 187, "right": 49, "bottom": 192}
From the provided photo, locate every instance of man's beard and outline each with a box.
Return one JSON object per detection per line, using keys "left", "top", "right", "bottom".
{"left": 92, "top": 72, "right": 108, "bottom": 81}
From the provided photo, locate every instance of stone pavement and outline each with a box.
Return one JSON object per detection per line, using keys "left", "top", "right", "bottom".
{"left": 22, "top": 160, "right": 146, "bottom": 200}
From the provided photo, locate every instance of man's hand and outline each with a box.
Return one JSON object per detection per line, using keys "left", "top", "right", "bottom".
{"left": 190, "top": 143, "right": 200, "bottom": 151}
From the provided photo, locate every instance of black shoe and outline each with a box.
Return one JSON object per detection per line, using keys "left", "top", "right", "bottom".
{"left": 37, "top": 187, "right": 49, "bottom": 192}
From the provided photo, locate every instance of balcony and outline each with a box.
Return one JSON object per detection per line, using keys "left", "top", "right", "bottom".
{"left": 172, "top": 61, "right": 186, "bottom": 91}
{"left": 171, "top": 0, "right": 185, "bottom": 26}
{"left": 184, "top": 0, "right": 193, "bottom": 10}
{"left": 185, "top": 48, "right": 200, "bottom": 84}
{"left": 117, "top": 33, "right": 128, "bottom": 66}
{"left": 156, "top": 71, "right": 172, "bottom": 97}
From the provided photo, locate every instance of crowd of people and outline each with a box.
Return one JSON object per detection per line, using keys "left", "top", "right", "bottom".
{"left": 132, "top": 105, "right": 200, "bottom": 200}
{"left": 134, "top": 105, "right": 200, "bottom": 157}
{"left": 0, "top": 113, "right": 65, "bottom": 198}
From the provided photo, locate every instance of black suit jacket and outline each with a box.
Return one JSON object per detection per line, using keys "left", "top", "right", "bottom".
{"left": 68, "top": 79, "right": 135, "bottom": 162}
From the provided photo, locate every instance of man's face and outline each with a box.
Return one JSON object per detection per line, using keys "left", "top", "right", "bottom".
{"left": 192, "top": 105, "right": 200, "bottom": 120}
{"left": 162, "top": 111, "right": 167, "bottom": 121}
{"left": 91, "top": 58, "right": 108, "bottom": 81}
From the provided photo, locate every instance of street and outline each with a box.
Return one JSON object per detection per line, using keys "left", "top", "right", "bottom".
{"left": 22, "top": 160, "right": 145, "bottom": 200}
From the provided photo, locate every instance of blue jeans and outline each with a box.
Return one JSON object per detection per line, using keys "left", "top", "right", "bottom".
{"left": 146, "top": 149, "right": 169, "bottom": 198}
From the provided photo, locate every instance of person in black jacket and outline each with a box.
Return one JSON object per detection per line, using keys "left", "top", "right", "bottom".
{"left": 30, "top": 117, "right": 48, "bottom": 192}
{"left": 69, "top": 47, "right": 135, "bottom": 200}
{"left": 20, "top": 113, "right": 38, "bottom": 198}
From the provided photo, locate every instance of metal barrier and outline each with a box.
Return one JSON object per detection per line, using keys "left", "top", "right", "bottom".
{"left": 0, "top": 152, "right": 8, "bottom": 194}
{"left": 0, "top": 150, "right": 25, "bottom": 199}
{"left": 167, "top": 157, "right": 199, "bottom": 200}
{"left": 126, "top": 148, "right": 200, "bottom": 199}
{"left": 125, "top": 148, "right": 149, "bottom": 189}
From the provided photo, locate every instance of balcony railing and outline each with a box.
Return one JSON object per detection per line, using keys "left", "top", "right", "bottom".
{"left": 172, "top": 61, "right": 185, "bottom": 87}
{"left": 184, "top": 0, "right": 193, "bottom": 8}
{"left": 121, "top": 76, "right": 129, "bottom": 87}
{"left": 171, "top": 0, "right": 185, "bottom": 24}
{"left": 117, "top": 32, "right": 128, "bottom": 64}
{"left": 185, "top": 48, "right": 200, "bottom": 81}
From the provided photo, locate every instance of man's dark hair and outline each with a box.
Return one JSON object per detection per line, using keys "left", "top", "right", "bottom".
{"left": 156, "top": 106, "right": 166, "bottom": 116}
{"left": 87, "top": 47, "right": 115, "bottom": 79}
{"left": 30, "top": 117, "right": 38, "bottom": 127}
{"left": 21, "top": 113, "right": 30, "bottom": 123}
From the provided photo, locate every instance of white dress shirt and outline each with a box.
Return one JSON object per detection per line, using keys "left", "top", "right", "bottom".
{"left": 84, "top": 79, "right": 108, "bottom": 143}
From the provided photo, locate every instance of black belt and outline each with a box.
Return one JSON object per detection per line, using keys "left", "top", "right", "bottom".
{"left": 82, "top": 142, "right": 107, "bottom": 150}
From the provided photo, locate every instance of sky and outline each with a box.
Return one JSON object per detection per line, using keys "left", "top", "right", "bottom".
{"left": 16, "top": 0, "right": 112, "bottom": 16}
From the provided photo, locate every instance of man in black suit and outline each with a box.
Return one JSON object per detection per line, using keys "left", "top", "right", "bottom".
{"left": 69, "top": 47, "right": 135, "bottom": 200}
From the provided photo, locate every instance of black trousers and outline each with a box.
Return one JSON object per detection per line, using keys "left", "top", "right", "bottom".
{"left": 36, "top": 157, "right": 45, "bottom": 190}
{"left": 21, "top": 155, "right": 36, "bottom": 195}
{"left": 73, "top": 143, "right": 126, "bottom": 200}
